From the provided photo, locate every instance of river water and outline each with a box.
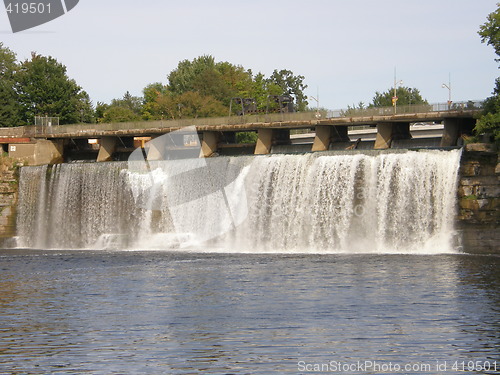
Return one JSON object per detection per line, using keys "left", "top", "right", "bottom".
{"left": 3, "top": 149, "right": 499, "bottom": 373}
{"left": 0, "top": 250, "right": 499, "bottom": 374}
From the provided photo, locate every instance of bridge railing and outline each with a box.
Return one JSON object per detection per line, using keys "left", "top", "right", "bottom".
{"left": 23, "top": 111, "right": 322, "bottom": 137}
{"left": 16, "top": 100, "right": 483, "bottom": 138}
{"left": 327, "top": 100, "right": 483, "bottom": 118}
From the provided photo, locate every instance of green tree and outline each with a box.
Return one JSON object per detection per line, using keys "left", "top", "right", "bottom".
{"left": 479, "top": 3, "right": 500, "bottom": 62}
{"left": 167, "top": 55, "right": 250, "bottom": 106}
{"left": 95, "top": 101, "right": 109, "bottom": 122}
{"left": 236, "top": 131, "right": 258, "bottom": 144}
{"left": 15, "top": 52, "right": 93, "bottom": 125}
{"left": 110, "top": 91, "right": 143, "bottom": 115}
{"left": 102, "top": 106, "right": 141, "bottom": 123}
{"left": 340, "top": 102, "right": 366, "bottom": 117}
{"left": 476, "top": 4, "right": 500, "bottom": 143}
{"left": 97, "top": 91, "right": 143, "bottom": 123}
{"left": 0, "top": 43, "right": 22, "bottom": 127}
{"left": 369, "top": 86, "right": 428, "bottom": 107}
{"left": 166, "top": 56, "right": 309, "bottom": 115}
{"left": 475, "top": 80, "right": 500, "bottom": 143}
{"left": 269, "top": 69, "right": 308, "bottom": 111}
{"left": 142, "top": 82, "right": 169, "bottom": 120}
{"left": 168, "top": 55, "right": 222, "bottom": 97}
{"left": 176, "top": 91, "right": 226, "bottom": 119}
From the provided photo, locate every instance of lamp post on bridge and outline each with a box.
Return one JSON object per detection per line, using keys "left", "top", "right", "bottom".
{"left": 310, "top": 94, "right": 321, "bottom": 119}
{"left": 442, "top": 74, "right": 452, "bottom": 109}
{"left": 393, "top": 68, "right": 403, "bottom": 114}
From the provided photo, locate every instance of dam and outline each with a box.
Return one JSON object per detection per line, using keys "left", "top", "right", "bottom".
{"left": 0, "top": 102, "right": 497, "bottom": 254}
{"left": 16, "top": 149, "right": 463, "bottom": 253}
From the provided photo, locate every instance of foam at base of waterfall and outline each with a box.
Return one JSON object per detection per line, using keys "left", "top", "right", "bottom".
{"left": 16, "top": 150, "right": 462, "bottom": 254}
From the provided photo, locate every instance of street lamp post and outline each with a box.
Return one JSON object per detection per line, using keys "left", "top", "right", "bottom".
{"left": 393, "top": 68, "right": 403, "bottom": 114}
{"left": 442, "top": 74, "right": 452, "bottom": 109}
{"left": 310, "top": 95, "right": 321, "bottom": 118}
{"left": 310, "top": 87, "right": 321, "bottom": 118}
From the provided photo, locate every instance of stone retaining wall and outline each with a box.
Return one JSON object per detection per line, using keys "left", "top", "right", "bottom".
{"left": 0, "top": 159, "right": 19, "bottom": 247}
{"left": 457, "top": 144, "right": 500, "bottom": 254}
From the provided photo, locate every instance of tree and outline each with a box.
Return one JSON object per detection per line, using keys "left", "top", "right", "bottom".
{"left": 369, "top": 86, "right": 428, "bottom": 108}
{"left": 110, "top": 91, "right": 142, "bottom": 115}
{"left": 102, "top": 106, "right": 141, "bottom": 123}
{"left": 475, "top": 86, "right": 500, "bottom": 143}
{"left": 341, "top": 102, "right": 366, "bottom": 117}
{"left": 142, "top": 82, "right": 169, "bottom": 120}
{"left": 476, "top": 4, "right": 500, "bottom": 144}
{"left": 479, "top": 3, "right": 500, "bottom": 62}
{"left": 95, "top": 102, "right": 109, "bottom": 122}
{"left": 15, "top": 52, "right": 93, "bottom": 125}
{"left": 167, "top": 55, "right": 251, "bottom": 106}
{"left": 269, "top": 69, "right": 308, "bottom": 111}
{"left": 97, "top": 91, "right": 144, "bottom": 123}
{"left": 175, "top": 91, "right": 226, "bottom": 119}
{"left": 166, "top": 56, "right": 309, "bottom": 115}
{"left": 0, "top": 43, "right": 22, "bottom": 127}
{"left": 168, "top": 55, "right": 222, "bottom": 97}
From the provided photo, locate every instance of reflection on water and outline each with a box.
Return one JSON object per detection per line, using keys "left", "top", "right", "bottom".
{"left": 0, "top": 251, "right": 499, "bottom": 374}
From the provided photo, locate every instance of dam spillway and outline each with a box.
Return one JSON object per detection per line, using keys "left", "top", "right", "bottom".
{"left": 16, "top": 149, "right": 463, "bottom": 253}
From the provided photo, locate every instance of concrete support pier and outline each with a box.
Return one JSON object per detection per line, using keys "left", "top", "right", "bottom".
{"left": 374, "top": 122, "right": 411, "bottom": 149}
{"left": 200, "top": 131, "right": 220, "bottom": 157}
{"left": 8, "top": 139, "right": 64, "bottom": 165}
{"left": 312, "top": 125, "right": 350, "bottom": 151}
{"left": 97, "top": 137, "right": 117, "bottom": 162}
{"left": 374, "top": 123, "right": 394, "bottom": 149}
{"left": 255, "top": 129, "right": 273, "bottom": 155}
{"left": 440, "top": 118, "right": 476, "bottom": 147}
{"left": 254, "top": 129, "right": 290, "bottom": 155}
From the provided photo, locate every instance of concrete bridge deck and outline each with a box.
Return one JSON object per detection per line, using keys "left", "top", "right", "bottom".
{"left": 0, "top": 101, "right": 482, "bottom": 164}
{"left": 2, "top": 108, "right": 478, "bottom": 139}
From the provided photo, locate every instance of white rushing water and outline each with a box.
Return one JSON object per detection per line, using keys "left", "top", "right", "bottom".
{"left": 16, "top": 149, "right": 462, "bottom": 253}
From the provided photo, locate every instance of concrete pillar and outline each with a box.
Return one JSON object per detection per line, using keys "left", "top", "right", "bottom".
{"left": 374, "top": 123, "right": 393, "bottom": 149}
{"left": 8, "top": 143, "right": 36, "bottom": 165}
{"left": 97, "top": 137, "right": 117, "bottom": 162}
{"left": 312, "top": 125, "right": 332, "bottom": 152}
{"left": 200, "top": 131, "right": 220, "bottom": 158}
{"left": 145, "top": 136, "right": 164, "bottom": 161}
{"left": 8, "top": 139, "right": 64, "bottom": 166}
{"left": 33, "top": 139, "right": 64, "bottom": 165}
{"left": 440, "top": 118, "right": 460, "bottom": 147}
{"left": 440, "top": 118, "right": 475, "bottom": 147}
{"left": 313, "top": 125, "right": 351, "bottom": 152}
{"left": 254, "top": 129, "right": 273, "bottom": 155}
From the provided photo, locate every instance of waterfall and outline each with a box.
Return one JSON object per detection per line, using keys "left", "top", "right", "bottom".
{"left": 16, "top": 149, "right": 462, "bottom": 253}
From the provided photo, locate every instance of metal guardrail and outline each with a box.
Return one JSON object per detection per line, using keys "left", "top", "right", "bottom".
{"left": 23, "top": 111, "right": 321, "bottom": 137}
{"left": 2, "top": 101, "right": 483, "bottom": 138}
{"left": 328, "top": 100, "right": 483, "bottom": 118}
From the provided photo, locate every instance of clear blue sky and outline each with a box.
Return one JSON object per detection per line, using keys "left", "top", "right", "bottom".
{"left": 1, "top": 0, "right": 498, "bottom": 109}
